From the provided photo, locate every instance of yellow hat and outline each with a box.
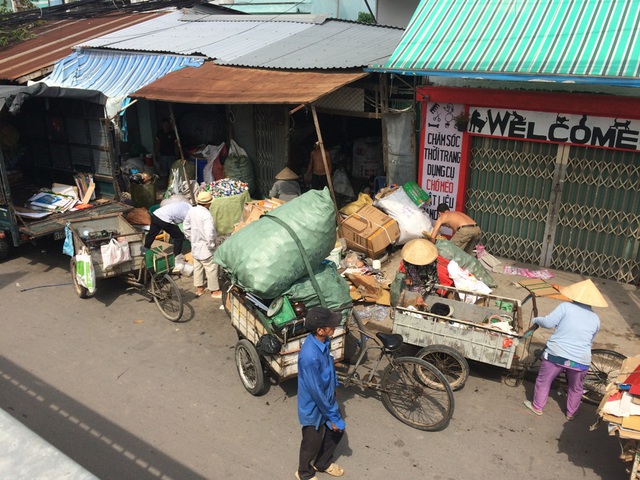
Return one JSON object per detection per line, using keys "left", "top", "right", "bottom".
{"left": 275, "top": 167, "right": 299, "bottom": 180}
{"left": 559, "top": 279, "right": 608, "bottom": 308}
{"left": 196, "top": 191, "right": 213, "bottom": 205}
{"left": 401, "top": 238, "right": 438, "bottom": 266}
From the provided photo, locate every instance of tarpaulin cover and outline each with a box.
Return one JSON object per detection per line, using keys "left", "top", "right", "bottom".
{"left": 436, "top": 239, "right": 497, "bottom": 288}
{"left": 0, "top": 84, "right": 106, "bottom": 115}
{"left": 214, "top": 188, "right": 336, "bottom": 298}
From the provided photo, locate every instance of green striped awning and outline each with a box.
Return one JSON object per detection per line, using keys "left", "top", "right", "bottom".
{"left": 374, "top": 0, "right": 640, "bottom": 85}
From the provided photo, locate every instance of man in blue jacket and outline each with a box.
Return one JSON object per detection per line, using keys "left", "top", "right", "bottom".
{"left": 296, "top": 307, "right": 345, "bottom": 480}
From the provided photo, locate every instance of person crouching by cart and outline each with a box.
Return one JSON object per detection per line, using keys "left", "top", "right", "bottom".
{"left": 523, "top": 279, "right": 608, "bottom": 420}
{"left": 183, "top": 191, "right": 222, "bottom": 299}
{"left": 390, "top": 238, "right": 439, "bottom": 308}
{"left": 296, "top": 307, "right": 345, "bottom": 480}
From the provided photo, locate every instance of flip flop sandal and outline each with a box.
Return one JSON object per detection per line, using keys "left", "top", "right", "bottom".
{"left": 195, "top": 291, "right": 205, "bottom": 298}
{"left": 315, "top": 463, "right": 344, "bottom": 477}
{"left": 523, "top": 400, "right": 543, "bottom": 416}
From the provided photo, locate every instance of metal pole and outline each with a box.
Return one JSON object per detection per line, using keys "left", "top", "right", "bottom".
{"left": 168, "top": 103, "right": 196, "bottom": 206}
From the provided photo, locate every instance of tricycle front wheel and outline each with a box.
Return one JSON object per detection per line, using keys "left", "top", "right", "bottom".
{"left": 235, "top": 339, "right": 266, "bottom": 396}
{"left": 151, "top": 273, "right": 183, "bottom": 321}
{"left": 70, "top": 257, "right": 92, "bottom": 298}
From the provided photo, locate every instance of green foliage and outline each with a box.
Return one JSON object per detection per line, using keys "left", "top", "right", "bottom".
{"left": 357, "top": 11, "right": 375, "bottom": 24}
{"left": 0, "top": 2, "right": 37, "bottom": 47}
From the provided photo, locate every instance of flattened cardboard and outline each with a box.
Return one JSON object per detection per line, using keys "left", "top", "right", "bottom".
{"left": 518, "top": 278, "right": 571, "bottom": 300}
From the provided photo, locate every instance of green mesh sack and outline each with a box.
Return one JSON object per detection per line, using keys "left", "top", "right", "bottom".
{"left": 213, "top": 188, "right": 337, "bottom": 298}
{"left": 283, "top": 262, "right": 352, "bottom": 313}
{"left": 435, "top": 239, "right": 497, "bottom": 288}
{"left": 225, "top": 139, "right": 256, "bottom": 195}
{"left": 209, "top": 190, "right": 250, "bottom": 235}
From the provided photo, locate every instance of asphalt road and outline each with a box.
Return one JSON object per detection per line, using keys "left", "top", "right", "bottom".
{"left": 0, "top": 239, "right": 631, "bottom": 480}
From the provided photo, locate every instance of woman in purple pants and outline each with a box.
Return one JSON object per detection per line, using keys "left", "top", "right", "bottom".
{"left": 522, "top": 279, "right": 608, "bottom": 420}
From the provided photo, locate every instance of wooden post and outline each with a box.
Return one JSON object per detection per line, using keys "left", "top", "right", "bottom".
{"left": 168, "top": 103, "right": 196, "bottom": 206}
{"left": 311, "top": 104, "right": 342, "bottom": 235}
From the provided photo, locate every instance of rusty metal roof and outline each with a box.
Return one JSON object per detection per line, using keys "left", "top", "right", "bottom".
{"left": 131, "top": 63, "right": 367, "bottom": 104}
{"left": 0, "top": 12, "right": 164, "bottom": 83}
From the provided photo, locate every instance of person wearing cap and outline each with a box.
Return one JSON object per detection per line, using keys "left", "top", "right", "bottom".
{"left": 391, "top": 238, "right": 439, "bottom": 307}
{"left": 429, "top": 203, "right": 481, "bottom": 255}
{"left": 305, "top": 141, "right": 332, "bottom": 190}
{"left": 296, "top": 307, "right": 345, "bottom": 480}
{"left": 269, "top": 167, "right": 301, "bottom": 202}
{"left": 183, "top": 191, "right": 221, "bottom": 299}
{"left": 523, "top": 279, "right": 607, "bottom": 420}
{"left": 144, "top": 200, "right": 191, "bottom": 256}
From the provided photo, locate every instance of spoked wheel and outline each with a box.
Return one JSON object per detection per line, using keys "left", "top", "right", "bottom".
{"left": 70, "top": 257, "right": 92, "bottom": 298}
{"left": 235, "top": 339, "right": 266, "bottom": 396}
{"left": 415, "top": 345, "right": 469, "bottom": 391}
{"left": 151, "top": 273, "right": 183, "bottom": 321}
{"left": 380, "top": 357, "right": 454, "bottom": 431}
{"left": 582, "top": 349, "right": 626, "bottom": 405}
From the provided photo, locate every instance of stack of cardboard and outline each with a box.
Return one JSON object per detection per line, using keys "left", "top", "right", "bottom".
{"left": 598, "top": 355, "right": 640, "bottom": 440}
{"left": 233, "top": 198, "right": 285, "bottom": 232}
{"left": 341, "top": 204, "right": 400, "bottom": 259}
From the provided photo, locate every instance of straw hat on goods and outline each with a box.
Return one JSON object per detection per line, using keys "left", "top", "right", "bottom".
{"left": 401, "top": 238, "right": 438, "bottom": 266}
{"left": 275, "top": 167, "right": 299, "bottom": 180}
{"left": 196, "top": 191, "right": 213, "bottom": 205}
{"left": 559, "top": 279, "right": 608, "bottom": 308}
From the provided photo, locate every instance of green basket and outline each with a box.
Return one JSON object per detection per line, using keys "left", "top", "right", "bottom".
{"left": 145, "top": 246, "right": 175, "bottom": 274}
{"left": 270, "top": 296, "right": 297, "bottom": 326}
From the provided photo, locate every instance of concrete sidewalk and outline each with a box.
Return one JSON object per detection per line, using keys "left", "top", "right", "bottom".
{"left": 373, "top": 247, "right": 639, "bottom": 358}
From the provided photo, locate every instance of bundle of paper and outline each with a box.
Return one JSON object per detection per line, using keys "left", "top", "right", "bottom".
{"left": 27, "top": 191, "right": 77, "bottom": 212}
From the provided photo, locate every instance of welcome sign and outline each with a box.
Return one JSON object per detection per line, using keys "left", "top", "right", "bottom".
{"left": 466, "top": 108, "right": 640, "bottom": 152}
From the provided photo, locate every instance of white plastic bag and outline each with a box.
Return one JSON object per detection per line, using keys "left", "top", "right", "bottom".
{"left": 447, "top": 260, "right": 491, "bottom": 303}
{"left": 375, "top": 187, "right": 433, "bottom": 244}
{"left": 100, "top": 238, "right": 131, "bottom": 270}
{"left": 75, "top": 247, "right": 96, "bottom": 294}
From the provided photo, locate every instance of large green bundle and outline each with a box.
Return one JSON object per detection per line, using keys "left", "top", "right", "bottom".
{"left": 209, "top": 190, "right": 250, "bottom": 235}
{"left": 225, "top": 139, "right": 255, "bottom": 195}
{"left": 214, "top": 188, "right": 337, "bottom": 298}
{"left": 436, "top": 239, "right": 497, "bottom": 288}
{"left": 283, "top": 262, "right": 352, "bottom": 313}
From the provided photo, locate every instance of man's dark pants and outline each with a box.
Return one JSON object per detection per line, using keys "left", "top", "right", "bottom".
{"left": 298, "top": 424, "right": 343, "bottom": 479}
{"left": 144, "top": 214, "right": 184, "bottom": 255}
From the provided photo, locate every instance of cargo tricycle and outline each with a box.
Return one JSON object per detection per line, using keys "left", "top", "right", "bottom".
{"left": 68, "top": 213, "right": 184, "bottom": 321}
{"left": 221, "top": 273, "right": 455, "bottom": 431}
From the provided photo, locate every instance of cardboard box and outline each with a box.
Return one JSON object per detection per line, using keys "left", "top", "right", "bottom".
{"left": 341, "top": 205, "right": 400, "bottom": 258}
{"left": 145, "top": 240, "right": 175, "bottom": 273}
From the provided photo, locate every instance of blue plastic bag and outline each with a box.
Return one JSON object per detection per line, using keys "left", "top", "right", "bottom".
{"left": 62, "top": 223, "right": 74, "bottom": 257}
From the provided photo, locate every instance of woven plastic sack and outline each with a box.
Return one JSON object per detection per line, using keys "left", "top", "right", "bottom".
{"left": 283, "top": 262, "right": 352, "bottom": 313}
{"left": 224, "top": 139, "right": 255, "bottom": 195}
{"left": 374, "top": 186, "right": 433, "bottom": 244}
{"left": 435, "top": 239, "right": 497, "bottom": 288}
{"left": 214, "top": 188, "right": 336, "bottom": 298}
{"left": 209, "top": 189, "right": 251, "bottom": 235}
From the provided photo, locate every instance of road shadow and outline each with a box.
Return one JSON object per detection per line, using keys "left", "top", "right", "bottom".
{"left": 0, "top": 355, "right": 207, "bottom": 480}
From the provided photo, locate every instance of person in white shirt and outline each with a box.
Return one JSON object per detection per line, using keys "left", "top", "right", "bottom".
{"left": 183, "top": 191, "right": 222, "bottom": 299}
{"left": 144, "top": 200, "right": 191, "bottom": 255}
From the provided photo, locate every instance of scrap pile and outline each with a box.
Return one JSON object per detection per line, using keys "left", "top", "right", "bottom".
{"left": 597, "top": 354, "right": 640, "bottom": 476}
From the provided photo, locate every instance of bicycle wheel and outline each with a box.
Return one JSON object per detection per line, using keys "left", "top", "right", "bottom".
{"left": 415, "top": 345, "right": 469, "bottom": 391}
{"left": 151, "top": 273, "right": 183, "bottom": 321}
{"left": 582, "top": 349, "right": 626, "bottom": 405}
{"left": 380, "top": 357, "right": 454, "bottom": 431}
{"left": 235, "top": 339, "right": 266, "bottom": 396}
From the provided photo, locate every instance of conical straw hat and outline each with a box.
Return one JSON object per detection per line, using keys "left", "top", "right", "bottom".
{"left": 275, "top": 167, "right": 299, "bottom": 180}
{"left": 401, "top": 238, "right": 438, "bottom": 266}
{"left": 559, "top": 279, "right": 608, "bottom": 308}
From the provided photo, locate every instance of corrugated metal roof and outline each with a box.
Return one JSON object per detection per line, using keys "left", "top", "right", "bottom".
{"left": 131, "top": 63, "right": 367, "bottom": 104}
{"left": 0, "top": 12, "right": 165, "bottom": 83}
{"left": 79, "top": 11, "right": 404, "bottom": 69}
{"left": 43, "top": 49, "right": 203, "bottom": 101}
{"left": 376, "top": 0, "right": 640, "bottom": 86}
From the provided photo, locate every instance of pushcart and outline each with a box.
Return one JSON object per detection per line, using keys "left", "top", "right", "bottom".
{"left": 221, "top": 275, "right": 456, "bottom": 431}
{"left": 391, "top": 283, "right": 524, "bottom": 391}
{"left": 68, "top": 213, "right": 183, "bottom": 321}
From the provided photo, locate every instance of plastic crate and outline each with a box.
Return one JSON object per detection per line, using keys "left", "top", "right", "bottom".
{"left": 145, "top": 241, "right": 175, "bottom": 273}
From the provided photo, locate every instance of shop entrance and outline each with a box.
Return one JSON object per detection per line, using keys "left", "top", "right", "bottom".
{"left": 466, "top": 136, "right": 640, "bottom": 283}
